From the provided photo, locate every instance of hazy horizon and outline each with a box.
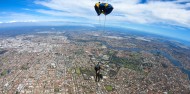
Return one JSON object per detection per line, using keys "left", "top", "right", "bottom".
{"left": 0, "top": 0, "right": 190, "bottom": 42}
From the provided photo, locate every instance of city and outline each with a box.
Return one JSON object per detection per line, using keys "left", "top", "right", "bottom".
{"left": 0, "top": 30, "right": 190, "bottom": 94}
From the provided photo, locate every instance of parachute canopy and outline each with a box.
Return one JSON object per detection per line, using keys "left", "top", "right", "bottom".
{"left": 94, "top": 2, "right": 113, "bottom": 16}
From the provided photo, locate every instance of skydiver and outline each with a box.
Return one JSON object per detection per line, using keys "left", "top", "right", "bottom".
{"left": 95, "top": 62, "right": 101, "bottom": 82}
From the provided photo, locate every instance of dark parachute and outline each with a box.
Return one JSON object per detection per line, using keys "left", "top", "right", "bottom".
{"left": 94, "top": 2, "right": 113, "bottom": 16}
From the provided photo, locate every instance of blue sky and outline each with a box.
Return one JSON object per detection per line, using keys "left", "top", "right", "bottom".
{"left": 0, "top": 0, "right": 190, "bottom": 41}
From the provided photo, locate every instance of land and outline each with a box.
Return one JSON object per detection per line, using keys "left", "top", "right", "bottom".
{"left": 0, "top": 27, "right": 190, "bottom": 94}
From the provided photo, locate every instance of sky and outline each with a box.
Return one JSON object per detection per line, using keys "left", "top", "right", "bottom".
{"left": 0, "top": 0, "right": 190, "bottom": 41}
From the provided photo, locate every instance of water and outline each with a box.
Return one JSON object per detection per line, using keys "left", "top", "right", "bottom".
{"left": 150, "top": 50, "right": 190, "bottom": 79}
{"left": 0, "top": 50, "right": 7, "bottom": 55}
{"left": 102, "top": 41, "right": 190, "bottom": 79}
{"left": 67, "top": 31, "right": 190, "bottom": 80}
{"left": 150, "top": 50, "right": 182, "bottom": 66}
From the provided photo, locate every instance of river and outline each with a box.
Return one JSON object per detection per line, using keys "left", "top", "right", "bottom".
{"left": 73, "top": 39, "right": 190, "bottom": 79}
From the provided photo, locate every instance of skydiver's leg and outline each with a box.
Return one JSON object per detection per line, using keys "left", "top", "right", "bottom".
{"left": 95, "top": 72, "right": 98, "bottom": 82}
{"left": 97, "top": 73, "right": 100, "bottom": 82}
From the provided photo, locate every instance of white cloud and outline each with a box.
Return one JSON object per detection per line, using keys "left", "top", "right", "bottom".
{"left": 36, "top": 9, "right": 68, "bottom": 16}
{"left": 33, "top": 0, "right": 190, "bottom": 28}
{"left": 7, "top": 20, "right": 38, "bottom": 23}
{"left": 22, "top": 8, "right": 32, "bottom": 11}
{"left": 114, "top": 1, "right": 190, "bottom": 25}
{"left": 3, "top": 13, "right": 44, "bottom": 23}
{"left": 35, "top": 0, "right": 95, "bottom": 15}
{"left": 0, "top": 12, "right": 71, "bottom": 23}
{"left": 0, "top": 0, "right": 189, "bottom": 28}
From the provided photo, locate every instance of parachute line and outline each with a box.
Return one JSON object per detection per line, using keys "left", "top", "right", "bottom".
{"left": 94, "top": 1, "right": 113, "bottom": 34}
{"left": 99, "top": 15, "right": 101, "bottom": 28}
{"left": 104, "top": 15, "right": 106, "bottom": 33}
